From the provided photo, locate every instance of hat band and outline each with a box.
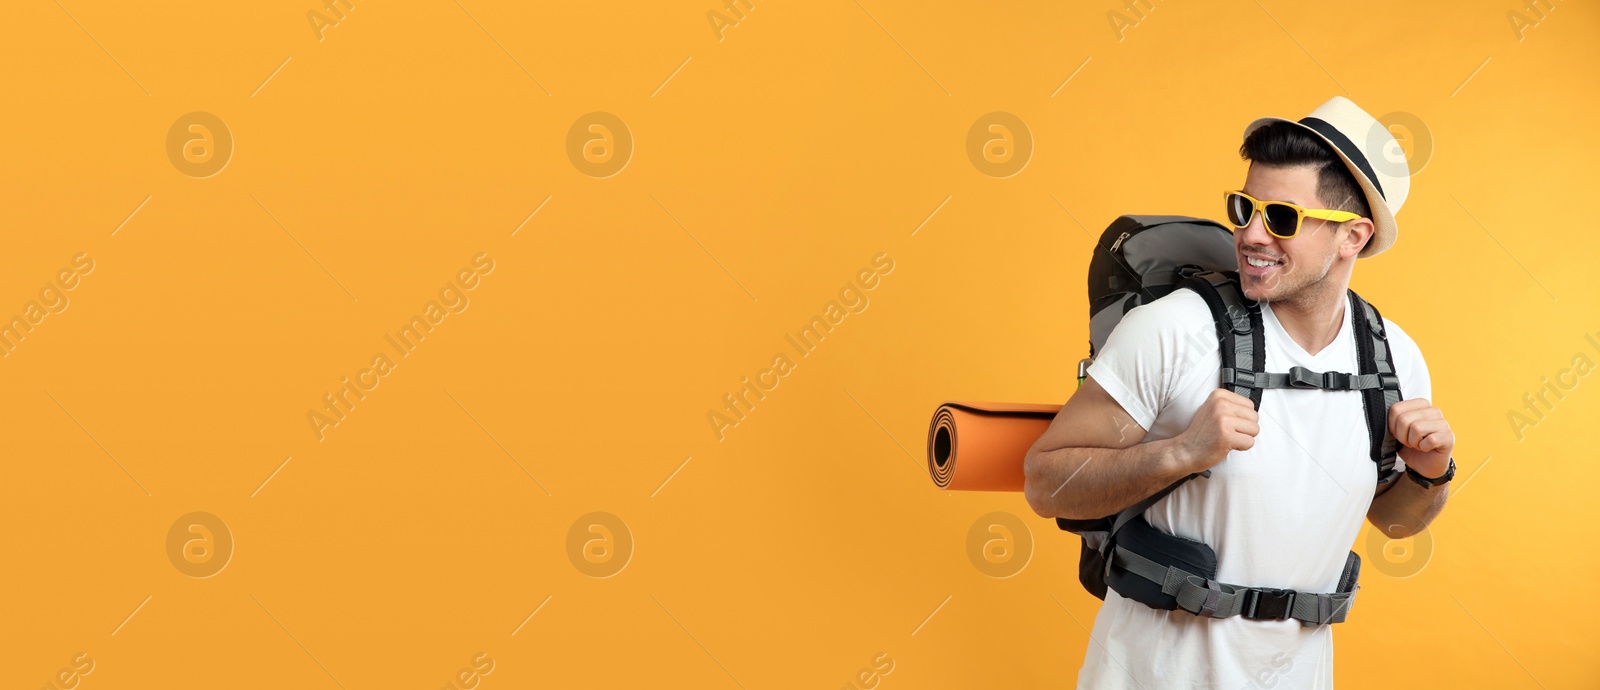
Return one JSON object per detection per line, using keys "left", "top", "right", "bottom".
{"left": 1297, "top": 116, "right": 1385, "bottom": 201}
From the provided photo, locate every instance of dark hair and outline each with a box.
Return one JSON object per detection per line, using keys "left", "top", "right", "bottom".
{"left": 1239, "top": 122, "right": 1371, "bottom": 222}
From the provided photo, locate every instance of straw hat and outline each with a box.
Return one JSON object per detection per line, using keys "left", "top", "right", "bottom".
{"left": 1244, "top": 96, "right": 1410, "bottom": 258}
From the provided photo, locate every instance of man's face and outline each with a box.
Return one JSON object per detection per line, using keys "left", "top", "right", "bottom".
{"left": 1235, "top": 163, "right": 1345, "bottom": 303}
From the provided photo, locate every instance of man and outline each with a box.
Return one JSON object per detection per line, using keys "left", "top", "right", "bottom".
{"left": 1023, "top": 96, "right": 1455, "bottom": 689}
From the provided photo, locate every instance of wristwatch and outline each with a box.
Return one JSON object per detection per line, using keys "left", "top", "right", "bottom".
{"left": 1405, "top": 457, "right": 1456, "bottom": 489}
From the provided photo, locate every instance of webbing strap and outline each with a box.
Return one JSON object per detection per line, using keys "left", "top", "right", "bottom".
{"left": 1349, "top": 290, "right": 1405, "bottom": 485}
{"left": 1179, "top": 271, "right": 1264, "bottom": 411}
{"left": 1112, "top": 546, "right": 1355, "bottom": 626}
{"left": 1108, "top": 470, "right": 1211, "bottom": 539}
{"left": 1220, "top": 366, "right": 1394, "bottom": 391}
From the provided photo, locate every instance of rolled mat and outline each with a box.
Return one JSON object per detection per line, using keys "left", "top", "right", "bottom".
{"left": 926, "top": 401, "right": 1061, "bottom": 491}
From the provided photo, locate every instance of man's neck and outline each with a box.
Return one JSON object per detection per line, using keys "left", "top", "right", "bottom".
{"left": 1267, "top": 278, "right": 1350, "bottom": 356}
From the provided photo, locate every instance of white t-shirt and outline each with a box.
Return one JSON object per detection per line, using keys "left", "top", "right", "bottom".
{"left": 1075, "top": 287, "right": 1430, "bottom": 690}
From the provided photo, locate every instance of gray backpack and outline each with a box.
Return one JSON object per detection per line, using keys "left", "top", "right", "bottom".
{"left": 1058, "top": 215, "right": 1403, "bottom": 626}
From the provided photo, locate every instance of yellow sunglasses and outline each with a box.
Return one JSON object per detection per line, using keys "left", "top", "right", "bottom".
{"left": 1224, "top": 190, "right": 1360, "bottom": 239}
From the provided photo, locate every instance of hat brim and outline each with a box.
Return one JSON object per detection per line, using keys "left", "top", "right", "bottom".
{"left": 1243, "top": 117, "right": 1396, "bottom": 258}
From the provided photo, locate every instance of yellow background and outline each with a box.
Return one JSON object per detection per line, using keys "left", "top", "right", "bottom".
{"left": 2, "top": 0, "right": 1596, "bottom": 687}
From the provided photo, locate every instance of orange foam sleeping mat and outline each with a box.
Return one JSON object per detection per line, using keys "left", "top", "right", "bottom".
{"left": 925, "top": 401, "right": 1060, "bottom": 492}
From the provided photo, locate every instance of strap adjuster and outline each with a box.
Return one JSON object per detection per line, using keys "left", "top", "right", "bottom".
{"left": 1288, "top": 367, "right": 1319, "bottom": 389}
{"left": 1284, "top": 368, "right": 1354, "bottom": 390}
{"left": 1243, "top": 588, "right": 1295, "bottom": 621}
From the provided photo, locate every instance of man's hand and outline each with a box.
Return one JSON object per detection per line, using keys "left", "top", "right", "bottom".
{"left": 1371, "top": 398, "right": 1455, "bottom": 537}
{"left": 1388, "top": 398, "right": 1454, "bottom": 479}
{"left": 1175, "top": 389, "right": 1260, "bottom": 473}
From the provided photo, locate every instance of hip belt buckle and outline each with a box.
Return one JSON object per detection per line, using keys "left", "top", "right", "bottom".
{"left": 1244, "top": 588, "right": 1295, "bottom": 621}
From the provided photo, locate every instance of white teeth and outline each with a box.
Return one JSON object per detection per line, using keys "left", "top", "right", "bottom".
{"left": 1246, "top": 256, "right": 1280, "bottom": 267}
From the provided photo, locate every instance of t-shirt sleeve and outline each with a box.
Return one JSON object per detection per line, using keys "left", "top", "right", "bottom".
{"left": 1085, "top": 292, "right": 1210, "bottom": 432}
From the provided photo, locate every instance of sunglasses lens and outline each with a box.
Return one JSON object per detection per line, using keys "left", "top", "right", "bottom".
{"left": 1264, "top": 203, "right": 1300, "bottom": 237}
{"left": 1225, "top": 194, "right": 1253, "bottom": 228}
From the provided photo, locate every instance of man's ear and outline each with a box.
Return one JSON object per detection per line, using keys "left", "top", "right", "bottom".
{"left": 1339, "top": 218, "right": 1374, "bottom": 259}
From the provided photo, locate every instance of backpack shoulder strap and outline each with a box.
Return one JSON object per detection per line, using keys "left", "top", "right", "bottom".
{"left": 1177, "top": 270, "right": 1266, "bottom": 411}
{"left": 1057, "top": 270, "right": 1240, "bottom": 537}
{"left": 1347, "top": 289, "right": 1404, "bottom": 486}
{"left": 1107, "top": 469, "right": 1210, "bottom": 537}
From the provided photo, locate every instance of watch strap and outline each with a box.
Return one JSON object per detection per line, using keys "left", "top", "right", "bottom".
{"left": 1405, "top": 457, "right": 1455, "bottom": 489}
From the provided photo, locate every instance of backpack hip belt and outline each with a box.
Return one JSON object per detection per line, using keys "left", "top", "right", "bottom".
{"left": 1109, "top": 539, "right": 1362, "bottom": 626}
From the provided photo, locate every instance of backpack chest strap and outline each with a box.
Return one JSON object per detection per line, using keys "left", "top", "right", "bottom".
{"left": 1221, "top": 366, "right": 1398, "bottom": 391}
{"left": 1180, "top": 274, "right": 1407, "bottom": 486}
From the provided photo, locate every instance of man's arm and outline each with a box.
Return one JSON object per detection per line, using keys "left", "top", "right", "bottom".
{"left": 1367, "top": 398, "right": 1454, "bottom": 538}
{"left": 1022, "top": 376, "right": 1257, "bottom": 521}
{"left": 1367, "top": 472, "right": 1447, "bottom": 538}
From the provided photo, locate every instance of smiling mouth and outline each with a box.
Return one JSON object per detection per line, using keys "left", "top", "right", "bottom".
{"left": 1245, "top": 256, "right": 1283, "bottom": 268}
